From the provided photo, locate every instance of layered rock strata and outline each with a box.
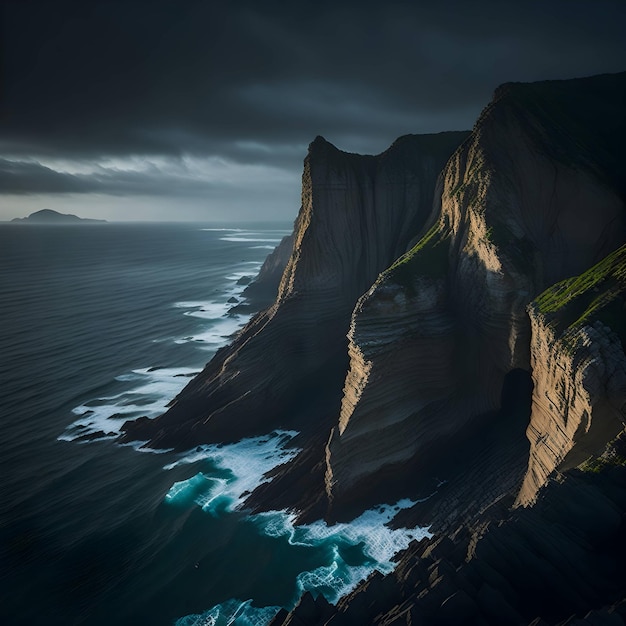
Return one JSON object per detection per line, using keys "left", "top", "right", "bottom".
{"left": 121, "top": 132, "right": 468, "bottom": 449}
{"left": 325, "top": 73, "right": 626, "bottom": 512}
{"left": 121, "top": 71, "right": 626, "bottom": 624}
{"left": 516, "top": 245, "right": 626, "bottom": 506}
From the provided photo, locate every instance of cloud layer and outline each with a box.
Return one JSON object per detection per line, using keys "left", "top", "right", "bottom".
{"left": 1, "top": 0, "right": 625, "bottom": 219}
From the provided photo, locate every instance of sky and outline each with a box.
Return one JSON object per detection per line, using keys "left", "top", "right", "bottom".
{"left": 1, "top": 0, "right": 625, "bottom": 223}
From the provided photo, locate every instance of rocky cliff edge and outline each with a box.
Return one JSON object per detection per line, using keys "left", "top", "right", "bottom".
{"left": 325, "top": 72, "right": 626, "bottom": 519}
{"left": 120, "top": 131, "right": 468, "bottom": 454}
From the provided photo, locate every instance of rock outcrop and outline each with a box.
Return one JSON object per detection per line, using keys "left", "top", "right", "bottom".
{"left": 121, "top": 131, "right": 468, "bottom": 450}
{"left": 325, "top": 72, "right": 626, "bottom": 515}
{"left": 516, "top": 245, "right": 626, "bottom": 506}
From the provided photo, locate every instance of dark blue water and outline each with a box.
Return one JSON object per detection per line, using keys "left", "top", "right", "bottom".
{"left": 0, "top": 223, "right": 427, "bottom": 626}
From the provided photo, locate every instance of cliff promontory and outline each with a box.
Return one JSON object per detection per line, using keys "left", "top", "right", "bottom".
{"left": 325, "top": 72, "right": 626, "bottom": 516}
{"left": 517, "top": 244, "right": 626, "bottom": 506}
{"left": 123, "top": 71, "right": 626, "bottom": 624}
{"left": 235, "top": 232, "right": 295, "bottom": 312}
{"left": 122, "top": 131, "right": 468, "bottom": 452}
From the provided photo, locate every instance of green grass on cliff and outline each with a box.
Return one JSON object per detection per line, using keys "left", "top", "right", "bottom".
{"left": 386, "top": 221, "right": 450, "bottom": 292}
{"left": 579, "top": 454, "right": 626, "bottom": 473}
{"left": 579, "top": 431, "right": 626, "bottom": 473}
{"left": 534, "top": 244, "right": 626, "bottom": 343}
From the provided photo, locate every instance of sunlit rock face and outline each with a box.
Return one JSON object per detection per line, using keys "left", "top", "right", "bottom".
{"left": 516, "top": 246, "right": 626, "bottom": 507}
{"left": 121, "top": 131, "right": 468, "bottom": 450}
{"left": 326, "top": 73, "right": 626, "bottom": 509}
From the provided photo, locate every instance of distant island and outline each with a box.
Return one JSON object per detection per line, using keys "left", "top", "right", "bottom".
{"left": 11, "top": 209, "right": 106, "bottom": 224}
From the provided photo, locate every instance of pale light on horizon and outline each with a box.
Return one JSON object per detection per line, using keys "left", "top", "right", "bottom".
{"left": 0, "top": 153, "right": 302, "bottom": 223}
{"left": 0, "top": 191, "right": 300, "bottom": 223}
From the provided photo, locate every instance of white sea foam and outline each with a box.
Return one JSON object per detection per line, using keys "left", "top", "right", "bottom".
{"left": 225, "top": 271, "right": 256, "bottom": 281}
{"left": 174, "top": 300, "right": 230, "bottom": 318}
{"left": 176, "top": 316, "right": 247, "bottom": 347}
{"left": 199, "top": 228, "right": 245, "bottom": 232}
{"left": 59, "top": 366, "right": 201, "bottom": 442}
{"left": 166, "top": 430, "right": 431, "bottom": 624}
{"left": 163, "top": 430, "right": 300, "bottom": 512}
{"left": 173, "top": 505, "right": 429, "bottom": 624}
{"left": 255, "top": 500, "right": 428, "bottom": 603}
{"left": 175, "top": 599, "right": 280, "bottom": 626}
{"left": 220, "top": 237, "right": 283, "bottom": 244}
{"left": 171, "top": 260, "right": 261, "bottom": 341}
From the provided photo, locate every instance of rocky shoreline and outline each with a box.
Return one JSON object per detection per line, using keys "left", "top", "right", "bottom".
{"left": 121, "top": 71, "right": 626, "bottom": 624}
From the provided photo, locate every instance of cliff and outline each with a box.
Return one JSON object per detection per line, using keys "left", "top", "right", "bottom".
{"left": 121, "top": 131, "right": 469, "bottom": 451}
{"left": 122, "top": 71, "right": 626, "bottom": 624}
{"left": 269, "top": 71, "right": 626, "bottom": 625}
{"left": 325, "top": 72, "right": 626, "bottom": 517}
{"left": 278, "top": 246, "right": 626, "bottom": 624}
{"left": 516, "top": 244, "right": 626, "bottom": 506}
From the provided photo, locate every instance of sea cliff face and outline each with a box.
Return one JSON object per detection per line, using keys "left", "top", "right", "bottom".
{"left": 121, "top": 131, "right": 468, "bottom": 450}
{"left": 123, "top": 71, "right": 626, "bottom": 624}
{"left": 517, "top": 246, "right": 626, "bottom": 506}
{"left": 325, "top": 73, "right": 626, "bottom": 510}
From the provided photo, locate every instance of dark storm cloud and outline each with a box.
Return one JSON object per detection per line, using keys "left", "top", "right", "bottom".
{"left": 1, "top": 0, "right": 625, "bottom": 198}
{"left": 0, "top": 158, "right": 94, "bottom": 193}
{"left": 0, "top": 155, "right": 292, "bottom": 198}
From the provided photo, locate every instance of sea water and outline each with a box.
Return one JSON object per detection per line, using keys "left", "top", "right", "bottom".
{"left": 0, "top": 222, "right": 429, "bottom": 626}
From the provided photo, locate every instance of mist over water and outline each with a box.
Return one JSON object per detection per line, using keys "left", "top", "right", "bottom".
{"left": 0, "top": 223, "right": 428, "bottom": 626}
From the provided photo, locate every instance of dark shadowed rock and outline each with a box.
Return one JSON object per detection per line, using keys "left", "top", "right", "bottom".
{"left": 120, "top": 131, "right": 468, "bottom": 455}
{"left": 235, "top": 233, "right": 295, "bottom": 312}
{"left": 325, "top": 71, "right": 626, "bottom": 520}
{"left": 121, "top": 72, "right": 626, "bottom": 625}
{"left": 439, "top": 589, "right": 480, "bottom": 623}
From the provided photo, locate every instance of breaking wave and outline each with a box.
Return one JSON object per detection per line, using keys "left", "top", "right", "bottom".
{"left": 165, "top": 431, "right": 430, "bottom": 625}
{"left": 60, "top": 255, "right": 262, "bottom": 442}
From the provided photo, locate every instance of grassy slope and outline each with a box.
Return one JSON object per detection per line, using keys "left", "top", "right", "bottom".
{"left": 385, "top": 221, "right": 450, "bottom": 291}
{"left": 533, "top": 243, "right": 626, "bottom": 346}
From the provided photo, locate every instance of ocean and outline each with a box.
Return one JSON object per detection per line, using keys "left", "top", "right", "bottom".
{"left": 0, "top": 222, "right": 428, "bottom": 625}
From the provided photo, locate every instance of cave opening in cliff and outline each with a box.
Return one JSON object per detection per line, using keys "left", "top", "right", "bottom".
{"left": 500, "top": 368, "right": 533, "bottom": 422}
